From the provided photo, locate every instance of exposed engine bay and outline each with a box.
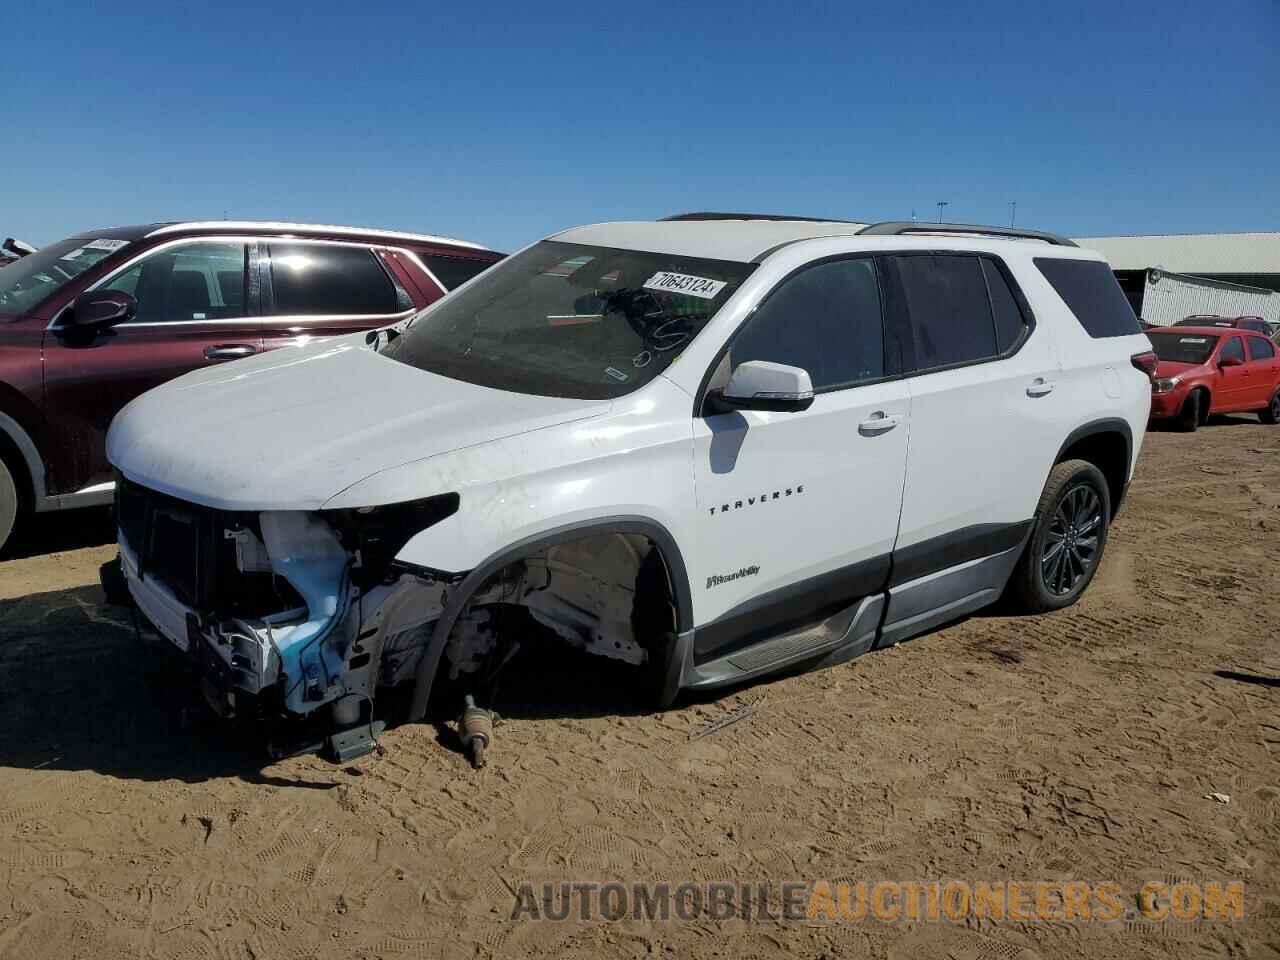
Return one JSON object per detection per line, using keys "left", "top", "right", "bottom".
{"left": 114, "top": 476, "right": 672, "bottom": 761}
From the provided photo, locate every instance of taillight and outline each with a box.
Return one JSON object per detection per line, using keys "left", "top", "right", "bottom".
{"left": 1130, "top": 351, "right": 1158, "bottom": 379}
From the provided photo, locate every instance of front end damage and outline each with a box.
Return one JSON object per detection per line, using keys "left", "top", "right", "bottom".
{"left": 115, "top": 477, "right": 674, "bottom": 761}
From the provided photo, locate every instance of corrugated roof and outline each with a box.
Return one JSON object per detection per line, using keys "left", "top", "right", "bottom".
{"left": 1075, "top": 233, "right": 1280, "bottom": 274}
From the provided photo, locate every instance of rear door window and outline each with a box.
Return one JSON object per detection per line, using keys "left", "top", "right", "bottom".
{"left": 893, "top": 254, "right": 997, "bottom": 370}
{"left": 1035, "top": 258, "right": 1141, "bottom": 338}
{"left": 1247, "top": 336, "right": 1276, "bottom": 361}
{"left": 266, "top": 243, "right": 399, "bottom": 316}
{"left": 982, "top": 259, "right": 1029, "bottom": 352}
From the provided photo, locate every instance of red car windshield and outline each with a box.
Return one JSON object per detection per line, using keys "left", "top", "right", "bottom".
{"left": 1149, "top": 331, "right": 1218, "bottom": 364}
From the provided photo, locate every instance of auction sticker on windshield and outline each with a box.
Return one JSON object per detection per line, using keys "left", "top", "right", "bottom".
{"left": 60, "top": 239, "right": 129, "bottom": 262}
{"left": 643, "top": 271, "right": 727, "bottom": 299}
{"left": 84, "top": 238, "right": 130, "bottom": 252}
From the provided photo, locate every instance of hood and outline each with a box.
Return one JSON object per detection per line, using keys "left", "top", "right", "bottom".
{"left": 107, "top": 337, "right": 612, "bottom": 510}
{"left": 1154, "top": 359, "right": 1204, "bottom": 378}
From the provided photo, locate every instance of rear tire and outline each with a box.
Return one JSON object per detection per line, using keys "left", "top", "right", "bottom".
{"left": 1177, "top": 391, "right": 1202, "bottom": 432}
{"left": 1261, "top": 390, "right": 1280, "bottom": 425}
{"left": 1007, "top": 459, "right": 1111, "bottom": 614}
{"left": 0, "top": 458, "right": 19, "bottom": 556}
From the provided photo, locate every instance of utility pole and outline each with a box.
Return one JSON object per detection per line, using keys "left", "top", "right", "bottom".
{"left": 936, "top": 201, "right": 948, "bottom": 223}
{"left": 1009, "top": 201, "right": 1017, "bottom": 227}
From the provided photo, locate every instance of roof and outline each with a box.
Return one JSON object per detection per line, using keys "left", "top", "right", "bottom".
{"left": 146, "top": 220, "right": 490, "bottom": 251}
{"left": 554, "top": 218, "right": 1087, "bottom": 263}
{"left": 1075, "top": 233, "right": 1280, "bottom": 274}
{"left": 553, "top": 219, "right": 870, "bottom": 262}
{"left": 1148, "top": 325, "right": 1269, "bottom": 340}
{"left": 70, "top": 224, "right": 158, "bottom": 242}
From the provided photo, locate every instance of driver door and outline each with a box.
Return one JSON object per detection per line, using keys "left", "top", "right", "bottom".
{"left": 1212, "top": 335, "right": 1249, "bottom": 411}
{"left": 41, "top": 239, "right": 261, "bottom": 495}
{"left": 690, "top": 256, "right": 910, "bottom": 662}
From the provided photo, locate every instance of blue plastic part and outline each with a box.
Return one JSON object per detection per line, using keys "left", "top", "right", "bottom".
{"left": 260, "top": 512, "right": 355, "bottom": 715}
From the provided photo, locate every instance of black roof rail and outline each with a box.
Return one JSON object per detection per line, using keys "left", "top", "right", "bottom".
{"left": 661, "top": 211, "right": 861, "bottom": 224}
{"left": 857, "top": 221, "right": 1077, "bottom": 247}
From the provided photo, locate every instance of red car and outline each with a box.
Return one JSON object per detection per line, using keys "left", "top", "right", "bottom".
{"left": 1147, "top": 326, "right": 1280, "bottom": 430}
{"left": 0, "top": 221, "right": 502, "bottom": 551}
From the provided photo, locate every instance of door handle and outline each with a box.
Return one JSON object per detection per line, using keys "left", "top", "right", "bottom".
{"left": 204, "top": 344, "right": 258, "bottom": 361}
{"left": 1026, "top": 378, "right": 1055, "bottom": 398}
{"left": 858, "top": 411, "right": 901, "bottom": 435}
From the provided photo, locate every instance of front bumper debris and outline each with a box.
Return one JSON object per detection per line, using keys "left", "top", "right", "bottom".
{"left": 114, "top": 475, "right": 457, "bottom": 760}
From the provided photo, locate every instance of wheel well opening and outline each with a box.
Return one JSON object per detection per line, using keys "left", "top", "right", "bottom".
{"left": 1190, "top": 386, "right": 1210, "bottom": 424}
{"left": 429, "top": 532, "right": 680, "bottom": 719}
{"left": 1058, "top": 431, "right": 1128, "bottom": 518}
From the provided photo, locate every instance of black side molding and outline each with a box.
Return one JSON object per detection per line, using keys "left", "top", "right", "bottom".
{"left": 692, "top": 553, "right": 891, "bottom": 663}
{"left": 1054, "top": 418, "right": 1134, "bottom": 519}
{"left": 889, "top": 521, "right": 1033, "bottom": 588}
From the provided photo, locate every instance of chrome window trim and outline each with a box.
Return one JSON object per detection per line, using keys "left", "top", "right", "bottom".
{"left": 49, "top": 236, "right": 421, "bottom": 330}
{"left": 267, "top": 309, "right": 417, "bottom": 330}
{"left": 399, "top": 249, "right": 449, "bottom": 296}
{"left": 48, "top": 236, "right": 254, "bottom": 331}
{"left": 145, "top": 220, "right": 486, "bottom": 251}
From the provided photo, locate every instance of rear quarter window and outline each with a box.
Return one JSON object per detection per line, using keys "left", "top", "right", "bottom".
{"left": 1035, "top": 258, "right": 1141, "bottom": 338}
{"left": 420, "top": 254, "right": 499, "bottom": 291}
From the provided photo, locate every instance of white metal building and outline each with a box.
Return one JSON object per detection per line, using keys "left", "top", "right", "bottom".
{"left": 1075, "top": 232, "right": 1280, "bottom": 324}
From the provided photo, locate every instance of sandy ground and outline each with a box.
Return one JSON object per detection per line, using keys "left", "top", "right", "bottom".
{"left": 0, "top": 419, "right": 1277, "bottom": 960}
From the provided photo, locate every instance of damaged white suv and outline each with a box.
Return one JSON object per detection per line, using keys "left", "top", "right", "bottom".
{"left": 107, "top": 214, "right": 1154, "bottom": 759}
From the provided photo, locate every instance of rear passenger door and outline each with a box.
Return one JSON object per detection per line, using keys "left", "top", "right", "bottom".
{"left": 259, "top": 241, "right": 416, "bottom": 351}
{"left": 885, "top": 253, "right": 1062, "bottom": 608}
{"left": 1244, "top": 336, "right": 1278, "bottom": 407}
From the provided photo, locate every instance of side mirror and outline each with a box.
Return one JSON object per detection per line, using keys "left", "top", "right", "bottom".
{"left": 1219, "top": 355, "right": 1243, "bottom": 368}
{"left": 716, "top": 360, "right": 815, "bottom": 413}
{"left": 2, "top": 238, "right": 36, "bottom": 258}
{"left": 68, "top": 290, "right": 136, "bottom": 328}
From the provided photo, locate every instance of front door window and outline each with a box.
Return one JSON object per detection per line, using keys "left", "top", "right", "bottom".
{"left": 104, "top": 242, "right": 247, "bottom": 322}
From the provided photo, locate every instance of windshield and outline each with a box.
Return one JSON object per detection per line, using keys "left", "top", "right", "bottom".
{"left": 380, "top": 240, "right": 756, "bottom": 399}
{"left": 1149, "top": 331, "right": 1219, "bottom": 364}
{"left": 0, "top": 236, "right": 132, "bottom": 315}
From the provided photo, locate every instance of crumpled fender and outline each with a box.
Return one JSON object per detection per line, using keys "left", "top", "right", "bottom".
{"left": 260, "top": 511, "right": 354, "bottom": 714}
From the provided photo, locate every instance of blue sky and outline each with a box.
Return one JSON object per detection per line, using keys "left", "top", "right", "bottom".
{"left": 6, "top": 0, "right": 1277, "bottom": 252}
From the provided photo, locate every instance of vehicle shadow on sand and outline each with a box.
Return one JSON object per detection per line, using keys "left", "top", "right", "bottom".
{"left": 1147, "top": 413, "right": 1263, "bottom": 433}
{"left": 0, "top": 584, "right": 342, "bottom": 785}
{"left": 0, "top": 582, "right": 682, "bottom": 780}
{"left": 3, "top": 507, "right": 115, "bottom": 560}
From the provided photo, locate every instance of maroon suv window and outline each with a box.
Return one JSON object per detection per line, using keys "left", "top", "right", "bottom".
{"left": 267, "top": 243, "right": 399, "bottom": 315}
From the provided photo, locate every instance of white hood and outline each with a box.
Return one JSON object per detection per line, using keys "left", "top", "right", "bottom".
{"left": 107, "top": 337, "right": 612, "bottom": 510}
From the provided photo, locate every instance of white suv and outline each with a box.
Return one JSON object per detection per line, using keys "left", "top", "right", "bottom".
{"left": 106, "top": 214, "right": 1154, "bottom": 758}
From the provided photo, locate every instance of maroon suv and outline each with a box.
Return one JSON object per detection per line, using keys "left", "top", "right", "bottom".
{"left": 0, "top": 221, "right": 503, "bottom": 551}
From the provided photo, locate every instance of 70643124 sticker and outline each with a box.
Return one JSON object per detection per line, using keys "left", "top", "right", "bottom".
{"left": 643, "top": 271, "right": 727, "bottom": 300}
